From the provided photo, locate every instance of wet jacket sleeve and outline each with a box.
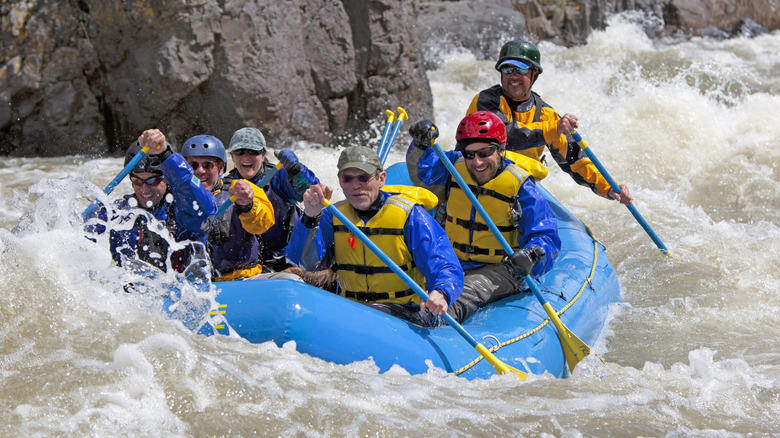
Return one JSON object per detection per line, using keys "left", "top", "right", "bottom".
{"left": 405, "top": 142, "right": 459, "bottom": 190}
{"left": 160, "top": 153, "right": 217, "bottom": 242}
{"left": 286, "top": 210, "right": 335, "bottom": 271}
{"left": 236, "top": 182, "right": 275, "bottom": 235}
{"left": 404, "top": 205, "right": 464, "bottom": 304}
{"left": 515, "top": 178, "right": 561, "bottom": 277}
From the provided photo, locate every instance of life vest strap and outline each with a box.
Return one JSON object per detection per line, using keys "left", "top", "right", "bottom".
{"left": 454, "top": 182, "right": 515, "bottom": 204}
{"left": 333, "top": 224, "right": 404, "bottom": 236}
{"left": 453, "top": 242, "right": 508, "bottom": 257}
{"left": 337, "top": 261, "right": 415, "bottom": 275}
{"left": 446, "top": 215, "right": 515, "bottom": 232}
{"left": 344, "top": 289, "right": 416, "bottom": 302}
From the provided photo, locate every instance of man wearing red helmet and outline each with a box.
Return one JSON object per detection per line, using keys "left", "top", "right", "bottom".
{"left": 467, "top": 39, "right": 632, "bottom": 205}
{"left": 406, "top": 112, "right": 561, "bottom": 324}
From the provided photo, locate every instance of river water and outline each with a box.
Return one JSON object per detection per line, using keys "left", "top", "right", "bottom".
{"left": 1, "top": 15, "right": 778, "bottom": 437}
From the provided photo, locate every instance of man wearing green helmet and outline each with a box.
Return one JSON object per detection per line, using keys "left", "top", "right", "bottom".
{"left": 467, "top": 39, "right": 632, "bottom": 205}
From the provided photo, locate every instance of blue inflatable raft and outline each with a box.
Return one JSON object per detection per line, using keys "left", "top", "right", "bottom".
{"left": 207, "top": 163, "right": 621, "bottom": 379}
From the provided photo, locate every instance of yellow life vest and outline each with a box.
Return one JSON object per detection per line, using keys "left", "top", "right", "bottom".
{"left": 333, "top": 188, "right": 431, "bottom": 305}
{"left": 446, "top": 159, "right": 527, "bottom": 263}
{"left": 505, "top": 150, "right": 548, "bottom": 180}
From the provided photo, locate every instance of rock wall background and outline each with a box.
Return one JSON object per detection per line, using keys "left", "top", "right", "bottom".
{"left": 1, "top": 0, "right": 778, "bottom": 156}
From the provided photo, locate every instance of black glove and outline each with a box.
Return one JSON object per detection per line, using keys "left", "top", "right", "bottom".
{"left": 275, "top": 149, "right": 302, "bottom": 175}
{"left": 503, "top": 245, "right": 545, "bottom": 278}
{"left": 409, "top": 119, "right": 439, "bottom": 149}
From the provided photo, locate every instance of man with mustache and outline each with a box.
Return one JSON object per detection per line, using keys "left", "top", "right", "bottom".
{"left": 406, "top": 112, "right": 561, "bottom": 323}
{"left": 286, "top": 146, "right": 464, "bottom": 327}
{"left": 468, "top": 39, "right": 632, "bottom": 205}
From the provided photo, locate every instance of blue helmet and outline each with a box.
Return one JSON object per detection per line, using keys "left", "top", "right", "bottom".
{"left": 181, "top": 135, "right": 227, "bottom": 163}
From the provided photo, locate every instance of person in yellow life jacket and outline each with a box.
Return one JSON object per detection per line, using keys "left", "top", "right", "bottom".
{"left": 286, "top": 146, "right": 464, "bottom": 328}
{"left": 468, "top": 39, "right": 632, "bottom": 205}
{"left": 181, "top": 135, "right": 299, "bottom": 282}
{"left": 406, "top": 112, "right": 562, "bottom": 324}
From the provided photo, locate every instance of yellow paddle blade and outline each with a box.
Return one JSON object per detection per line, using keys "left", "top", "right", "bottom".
{"left": 542, "top": 302, "right": 590, "bottom": 373}
{"left": 475, "top": 344, "right": 527, "bottom": 380}
{"left": 556, "top": 325, "right": 591, "bottom": 373}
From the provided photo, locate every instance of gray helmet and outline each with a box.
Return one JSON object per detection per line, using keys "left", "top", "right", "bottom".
{"left": 181, "top": 135, "right": 227, "bottom": 163}
{"left": 495, "top": 39, "right": 543, "bottom": 73}
{"left": 124, "top": 140, "right": 168, "bottom": 174}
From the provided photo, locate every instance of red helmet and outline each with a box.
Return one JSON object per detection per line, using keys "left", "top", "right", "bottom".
{"left": 455, "top": 111, "right": 507, "bottom": 150}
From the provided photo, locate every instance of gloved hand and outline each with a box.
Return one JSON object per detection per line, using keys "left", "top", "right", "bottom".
{"left": 503, "top": 245, "right": 545, "bottom": 278}
{"left": 409, "top": 119, "right": 439, "bottom": 149}
{"left": 275, "top": 149, "right": 301, "bottom": 175}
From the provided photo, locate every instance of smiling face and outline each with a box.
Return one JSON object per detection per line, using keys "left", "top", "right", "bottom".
{"left": 463, "top": 142, "right": 504, "bottom": 185}
{"left": 500, "top": 68, "right": 536, "bottom": 101}
{"left": 230, "top": 149, "right": 265, "bottom": 180}
{"left": 130, "top": 172, "right": 167, "bottom": 209}
{"left": 186, "top": 156, "right": 224, "bottom": 192}
{"left": 339, "top": 168, "right": 386, "bottom": 211}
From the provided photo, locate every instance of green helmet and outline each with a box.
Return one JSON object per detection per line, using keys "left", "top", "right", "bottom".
{"left": 495, "top": 40, "right": 543, "bottom": 73}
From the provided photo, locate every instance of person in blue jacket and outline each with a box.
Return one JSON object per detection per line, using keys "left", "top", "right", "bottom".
{"left": 225, "top": 127, "right": 320, "bottom": 273}
{"left": 86, "top": 129, "right": 217, "bottom": 276}
{"left": 406, "top": 112, "right": 561, "bottom": 324}
{"left": 286, "top": 146, "right": 464, "bottom": 328}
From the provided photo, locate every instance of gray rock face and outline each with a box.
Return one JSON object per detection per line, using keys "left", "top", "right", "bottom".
{"left": 1, "top": 0, "right": 432, "bottom": 156}
{"left": 2, "top": 0, "right": 778, "bottom": 156}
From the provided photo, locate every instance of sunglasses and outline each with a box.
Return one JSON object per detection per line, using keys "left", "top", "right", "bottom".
{"left": 187, "top": 160, "right": 218, "bottom": 171}
{"left": 231, "top": 149, "right": 262, "bottom": 156}
{"left": 339, "top": 173, "right": 377, "bottom": 184}
{"left": 500, "top": 66, "right": 532, "bottom": 75}
{"left": 130, "top": 174, "right": 165, "bottom": 187}
{"left": 462, "top": 145, "right": 499, "bottom": 160}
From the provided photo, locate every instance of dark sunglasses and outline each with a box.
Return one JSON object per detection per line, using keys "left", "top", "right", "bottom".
{"left": 462, "top": 145, "right": 498, "bottom": 160}
{"left": 130, "top": 174, "right": 165, "bottom": 187}
{"left": 500, "top": 66, "right": 532, "bottom": 75}
{"left": 231, "top": 149, "right": 262, "bottom": 156}
{"left": 339, "top": 173, "right": 377, "bottom": 184}
{"left": 187, "top": 160, "right": 218, "bottom": 171}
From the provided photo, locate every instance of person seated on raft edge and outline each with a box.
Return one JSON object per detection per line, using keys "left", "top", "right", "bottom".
{"left": 285, "top": 145, "right": 465, "bottom": 328}
{"left": 224, "top": 127, "right": 337, "bottom": 290}
{"left": 181, "top": 134, "right": 302, "bottom": 282}
{"left": 84, "top": 129, "right": 217, "bottom": 283}
{"left": 405, "top": 111, "right": 562, "bottom": 324}
{"left": 468, "top": 39, "right": 632, "bottom": 205}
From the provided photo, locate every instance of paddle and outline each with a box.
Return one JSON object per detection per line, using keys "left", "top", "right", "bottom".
{"left": 379, "top": 107, "right": 408, "bottom": 165}
{"left": 322, "top": 198, "right": 528, "bottom": 379}
{"left": 201, "top": 162, "right": 283, "bottom": 230}
{"left": 377, "top": 109, "right": 396, "bottom": 161}
{"left": 571, "top": 131, "right": 669, "bottom": 255}
{"left": 81, "top": 145, "right": 152, "bottom": 220}
{"left": 431, "top": 143, "right": 590, "bottom": 373}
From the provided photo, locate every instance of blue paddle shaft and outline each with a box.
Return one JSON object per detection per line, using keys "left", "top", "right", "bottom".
{"left": 431, "top": 143, "right": 550, "bottom": 302}
{"left": 381, "top": 119, "right": 404, "bottom": 164}
{"left": 571, "top": 131, "right": 668, "bottom": 254}
{"left": 324, "top": 201, "right": 482, "bottom": 349}
{"left": 81, "top": 146, "right": 149, "bottom": 220}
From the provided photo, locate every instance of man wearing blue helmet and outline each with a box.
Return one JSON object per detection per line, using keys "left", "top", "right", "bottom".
{"left": 181, "top": 134, "right": 294, "bottom": 281}
{"left": 85, "top": 129, "right": 217, "bottom": 275}
{"left": 467, "top": 39, "right": 632, "bottom": 205}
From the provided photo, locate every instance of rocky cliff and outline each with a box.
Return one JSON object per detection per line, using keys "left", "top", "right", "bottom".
{"left": 1, "top": 0, "right": 777, "bottom": 156}
{"left": 1, "top": 0, "right": 431, "bottom": 156}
